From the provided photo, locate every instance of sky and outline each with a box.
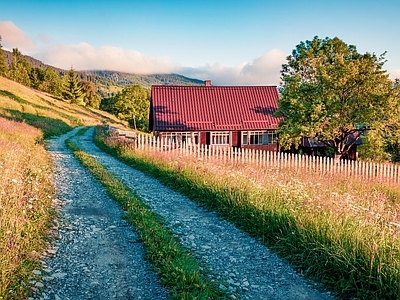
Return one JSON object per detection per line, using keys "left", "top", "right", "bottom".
{"left": 1, "top": 0, "right": 399, "bottom": 86}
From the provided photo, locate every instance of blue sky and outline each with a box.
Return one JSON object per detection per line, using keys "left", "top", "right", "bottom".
{"left": 1, "top": 0, "right": 399, "bottom": 85}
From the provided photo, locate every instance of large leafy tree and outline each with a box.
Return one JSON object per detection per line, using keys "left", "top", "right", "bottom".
{"left": 39, "top": 67, "right": 63, "bottom": 97}
{"left": 62, "top": 67, "right": 84, "bottom": 104}
{"left": 276, "top": 36, "right": 400, "bottom": 161}
{"left": 100, "top": 84, "right": 150, "bottom": 131}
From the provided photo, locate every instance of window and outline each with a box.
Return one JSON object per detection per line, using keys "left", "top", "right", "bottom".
{"left": 242, "top": 131, "right": 277, "bottom": 145}
{"left": 211, "top": 132, "right": 230, "bottom": 145}
{"left": 162, "top": 132, "right": 199, "bottom": 145}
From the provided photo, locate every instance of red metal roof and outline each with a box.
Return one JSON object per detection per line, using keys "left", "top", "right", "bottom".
{"left": 150, "top": 85, "right": 282, "bottom": 131}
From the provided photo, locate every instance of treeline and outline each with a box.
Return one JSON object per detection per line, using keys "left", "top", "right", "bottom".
{"left": 0, "top": 37, "right": 151, "bottom": 131}
{"left": 0, "top": 41, "right": 101, "bottom": 109}
{"left": 100, "top": 85, "right": 150, "bottom": 132}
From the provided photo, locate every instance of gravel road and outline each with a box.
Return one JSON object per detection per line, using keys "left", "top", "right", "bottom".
{"left": 36, "top": 128, "right": 334, "bottom": 299}
{"left": 37, "top": 128, "right": 168, "bottom": 300}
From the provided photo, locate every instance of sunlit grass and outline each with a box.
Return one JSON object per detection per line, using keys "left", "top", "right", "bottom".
{"left": 0, "top": 76, "right": 129, "bottom": 299}
{"left": 0, "top": 117, "right": 55, "bottom": 299}
{"left": 94, "top": 126, "right": 400, "bottom": 299}
{"left": 0, "top": 75, "right": 128, "bottom": 130}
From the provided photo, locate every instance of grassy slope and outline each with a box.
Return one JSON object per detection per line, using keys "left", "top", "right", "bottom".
{"left": 0, "top": 76, "right": 127, "bottom": 136}
{"left": 0, "top": 77, "right": 129, "bottom": 299}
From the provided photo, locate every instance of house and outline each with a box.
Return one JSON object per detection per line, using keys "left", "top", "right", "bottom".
{"left": 297, "top": 134, "right": 362, "bottom": 160}
{"left": 149, "top": 80, "right": 283, "bottom": 151}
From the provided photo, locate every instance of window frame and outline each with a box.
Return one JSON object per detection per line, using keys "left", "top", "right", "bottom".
{"left": 162, "top": 132, "right": 199, "bottom": 145}
{"left": 210, "top": 131, "right": 230, "bottom": 145}
{"left": 242, "top": 130, "right": 277, "bottom": 145}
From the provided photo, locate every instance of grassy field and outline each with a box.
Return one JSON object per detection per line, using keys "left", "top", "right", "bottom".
{"left": 0, "top": 117, "right": 54, "bottom": 299}
{"left": 2, "top": 73, "right": 400, "bottom": 299}
{"left": 0, "top": 76, "right": 127, "bottom": 137}
{"left": 0, "top": 77, "right": 128, "bottom": 298}
{"left": 94, "top": 126, "right": 400, "bottom": 300}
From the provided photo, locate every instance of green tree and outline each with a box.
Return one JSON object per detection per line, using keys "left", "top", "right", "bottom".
{"left": 7, "top": 48, "right": 31, "bottom": 86}
{"left": 62, "top": 67, "right": 84, "bottom": 104}
{"left": 0, "top": 35, "right": 7, "bottom": 76}
{"left": 80, "top": 80, "right": 101, "bottom": 109}
{"left": 357, "top": 129, "right": 389, "bottom": 162}
{"left": 100, "top": 84, "right": 150, "bottom": 131}
{"left": 29, "top": 67, "right": 45, "bottom": 90}
{"left": 39, "top": 67, "right": 63, "bottom": 97}
{"left": 276, "top": 36, "right": 400, "bottom": 161}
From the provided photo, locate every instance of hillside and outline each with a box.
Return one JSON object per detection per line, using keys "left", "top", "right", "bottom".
{"left": 0, "top": 76, "right": 128, "bottom": 136}
{"left": 79, "top": 71, "right": 204, "bottom": 98}
{"left": 4, "top": 50, "right": 205, "bottom": 97}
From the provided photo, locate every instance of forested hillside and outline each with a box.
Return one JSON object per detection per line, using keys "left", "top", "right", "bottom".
{"left": 3, "top": 50, "right": 204, "bottom": 97}
{"left": 1, "top": 47, "right": 204, "bottom": 132}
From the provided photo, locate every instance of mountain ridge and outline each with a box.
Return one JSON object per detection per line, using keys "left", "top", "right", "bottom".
{"left": 3, "top": 50, "right": 205, "bottom": 97}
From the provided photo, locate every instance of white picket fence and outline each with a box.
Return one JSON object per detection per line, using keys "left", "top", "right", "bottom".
{"left": 110, "top": 128, "right": 400, "bottom": 184}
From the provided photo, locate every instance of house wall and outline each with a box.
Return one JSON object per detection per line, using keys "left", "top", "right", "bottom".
{"left": 231, "top": 131, "right": 239, "bottom": 147}
{"left": 242, "top": 144, "right": 279, "bottom": 152}
{"left": 157, "top": 130, "right": 279, "bottom": 152}
{"left": 200, "top": 132, "right": 207, "bottom": 145}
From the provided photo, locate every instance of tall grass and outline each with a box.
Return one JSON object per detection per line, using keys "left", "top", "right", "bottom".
{"left": 0, "top": 117, "right": 54, "bottom": 299}
{"left": 0, "top": 76, "right": 129, "bottom": 299}
{"left": 95, "top": 126, "right": 400, "bottom": 299}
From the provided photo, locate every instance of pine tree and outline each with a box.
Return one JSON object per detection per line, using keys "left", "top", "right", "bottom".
{"left": 0, "top": 36, "right": 7, "bottom": 76}
{"left": 29, "top": 67, "right": 45, "bottom": 89}
{"left": 62, "top": 67, "right": 84, "bottom": 104}
{"left": 80, "top": 80, "right": 101, "bottom": 109}
{"left": 7, "top": 48, "right": 30, "bottom": 85}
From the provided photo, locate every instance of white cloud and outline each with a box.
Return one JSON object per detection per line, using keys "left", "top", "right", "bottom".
{"left": 0, "top": 21, "right": 36, "bottom": 52}
{"left": 37, "top": 44, "right": 286, "bottom": 85}
{"left": 389, "top": 69, "right": 400, "bottom": 80}
{"left": 179, "top": 49, "right": 286, "bottom": 86}
{"left": 38, "top": 43, "right": 179, "bottom": 74}
{"left": 0, "top": 21, "right": 286, "bottom": 85}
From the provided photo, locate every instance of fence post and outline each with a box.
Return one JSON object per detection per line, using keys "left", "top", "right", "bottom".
{"left": 271, "top": 151, "right": 276, "bottom": 168}
{"left": 391, "top": 164, "right": 395, "bottom": 182}
{"left": 382, "top": 163, "right": 385, "bottom": 181}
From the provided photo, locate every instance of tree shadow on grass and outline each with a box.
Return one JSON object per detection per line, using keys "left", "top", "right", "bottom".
{"left": 0, "top": 90, "right": 83, "bottom": 125}
{"left": 1, "top": 109, "right": 73, "bottom": 139}
{"left": 1, "top": 90, "right": 127, "bottom": 128}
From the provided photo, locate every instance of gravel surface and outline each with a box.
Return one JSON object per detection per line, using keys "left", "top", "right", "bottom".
{"left": 75, "top": 128, "right": 333, "bottom": 300}
{"left": 35, "top": 127, "right": 335, "bottom": 299}
{"left": 35, "top": 128, "right": 168, "bottom": 300}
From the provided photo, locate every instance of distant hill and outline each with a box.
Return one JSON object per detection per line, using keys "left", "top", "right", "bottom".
{"left": 3, "top": 50, "right": 205, "bottom": 98}
{"left": 84, "top": 71, "right": 204, "bottom": 87}
{"left": 79, "top": 71, "right": 204, "bottom": 98}
{"left": 4, "top": 50, "right": 65, "bottom": 74}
